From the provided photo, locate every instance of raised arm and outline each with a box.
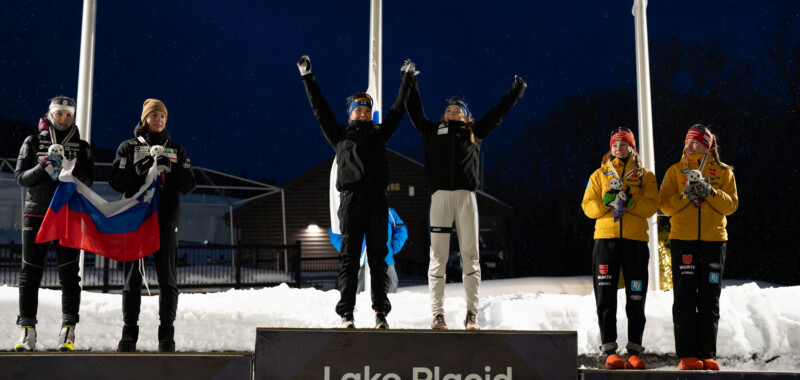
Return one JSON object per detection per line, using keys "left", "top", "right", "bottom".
{"left": 472, "top": 76, "right": 527, "bottom": 139}
{"left": 380, "top": 66, "right": 415, "bottom": 141}
{"left": 404, "top": 73, "right": 436, "bottom": 135}
{"left": 299, "top": 55, "right": 340, "bottom": 147}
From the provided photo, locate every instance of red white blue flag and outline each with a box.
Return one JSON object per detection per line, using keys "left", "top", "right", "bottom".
{"left": 35, "top": 159, "right": 161, "bottom": 262}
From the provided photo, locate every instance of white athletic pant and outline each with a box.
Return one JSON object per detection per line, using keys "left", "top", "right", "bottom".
{"left": 428, "top": 190, "right": 481, "bottom": 315}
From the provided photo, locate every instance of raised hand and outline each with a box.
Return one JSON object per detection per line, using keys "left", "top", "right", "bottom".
{"left": 297, "top": 55, "right": 312, "bottom": 76}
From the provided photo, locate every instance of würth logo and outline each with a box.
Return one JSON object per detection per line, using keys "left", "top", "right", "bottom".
{"left": 682, "top": 255, "right": 692, "bottom": 265}
{"left": 599, "top": 265, "right": 608, "bottom": 275}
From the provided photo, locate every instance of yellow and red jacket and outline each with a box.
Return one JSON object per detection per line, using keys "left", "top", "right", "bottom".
{"left": 582, "top": 156, "right": 658, "bottom": 241}
{"left": 659, "top": 153, "right": 738, "bottom": 241}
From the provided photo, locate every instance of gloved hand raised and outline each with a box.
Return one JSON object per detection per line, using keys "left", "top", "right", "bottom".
{"left": 513, "top": 75, "right": 527, "bottom": 89}
{"left": 134, "top": 155, "right": 155, "bottom": 176}
{"left": 297, "top": 55, "right": 311, "bottom": 76}
{"left": 400, "top": 58, "right": 419, "bottom": 76}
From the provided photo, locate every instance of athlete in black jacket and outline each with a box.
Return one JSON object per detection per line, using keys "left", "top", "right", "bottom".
{"left": 406, "top": 72, "right": 525, "bottom": 330}
{"left": 110, "top": 99, "right": 196, "bottom": 352}
{"left": 14, "top": 96, "right": 94, "bottom": 352}
{"left": 299, "top": 55, "right": 413, "bottom": 329}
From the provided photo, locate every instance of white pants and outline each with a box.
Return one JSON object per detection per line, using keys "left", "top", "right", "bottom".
{"left": 428, "top": 190, "right": 481, "bottom": 315}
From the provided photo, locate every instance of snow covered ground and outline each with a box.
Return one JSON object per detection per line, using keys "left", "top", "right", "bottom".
{"left": 0, "top": 276, "right": 798, "bottom": 372}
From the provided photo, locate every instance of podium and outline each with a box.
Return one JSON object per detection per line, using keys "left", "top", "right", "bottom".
{"left": 254, "top": 328, "right": 577, "bottom": 380}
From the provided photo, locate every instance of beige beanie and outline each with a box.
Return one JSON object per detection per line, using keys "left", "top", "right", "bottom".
{"left": 141, "top": 98, "right": 168, "bottom": 122}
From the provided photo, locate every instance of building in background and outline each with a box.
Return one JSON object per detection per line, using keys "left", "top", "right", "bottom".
{"left": 231, "top": 150, "right": 514, "bottom": 285}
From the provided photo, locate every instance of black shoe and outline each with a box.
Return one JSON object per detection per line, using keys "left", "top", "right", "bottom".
{"left": 340, "top": 312, "right": 355, "bottom": 328}
{"left": 158, "top": 325, "right": 175, "bottom": 352}
{"left": 374, "top": 312, "right": 389, "bottom": 329}
{"left": 117, "top": 325, "right": 139, "bottom": 352}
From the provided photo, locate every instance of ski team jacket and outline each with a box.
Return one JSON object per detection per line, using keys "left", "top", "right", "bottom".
{"left": 15, "top": 118, "right": 94, "bottom": 216}
{"left": 109, "top": 129, "right": 196, "bottom": 216}
{"left": 302, "top": 72, "right": 413, "bottom": 191}
{"left": 328, "top": 207, "right": 409, "bottom": 265}
{"left": 659, "top": 153, "right": 738, "bottom": 241}
{"left": 581, "top": 156, "right": 658, "bottom": 241}
{"left": 405, "top": 75, "right": 525, "bottom": 191}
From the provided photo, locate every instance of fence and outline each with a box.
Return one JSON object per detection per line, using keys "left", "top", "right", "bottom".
{"left": 0, "top": 242, "right": 317, "bottom": 292}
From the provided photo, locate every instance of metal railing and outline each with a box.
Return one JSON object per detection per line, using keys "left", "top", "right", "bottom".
{"left": 0, "top": 242, "right": 308, "bottom": 292}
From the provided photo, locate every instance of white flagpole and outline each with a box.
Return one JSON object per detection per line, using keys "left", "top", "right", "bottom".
{"left": 76, "top": 0, "right": 98, "bottom": 284}
{"left": 632, "top": 0, "right": 660, "bottom": 291}
{"left": 367, "top": 0, "right": 383, "bottom": 124}
{"left": 362, "top": 0, "right": 383, "bottom": 297}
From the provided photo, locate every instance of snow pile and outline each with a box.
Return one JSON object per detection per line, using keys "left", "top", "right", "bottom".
{"left": 0, "top": 278, "right": 797, "bottom": 371}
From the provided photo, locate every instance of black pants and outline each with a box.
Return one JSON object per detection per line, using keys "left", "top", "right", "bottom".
{"left": 17, "top": 216, "right": 81, "bottom": 326}
{"left": 592, "top": 238, "right": 649, "bottom": 351}
{"left": 670, "top": 239, "right": 726, "bottom": 359}
{"left": 335, "top": 188, "right": 391, "bottom": 316}
{"left": 121, "top": 215, "right": 180, "bottom": 325}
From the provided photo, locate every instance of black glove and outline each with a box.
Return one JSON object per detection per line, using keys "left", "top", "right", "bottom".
{"left": 693, "top": 179, "right": 713, "bottom": 198}
{"left": 134, "top": 155, "right": 154, "bottom": 176}
{"left": 513, "top": 75, "right": 527, "bottom": 89}
{"left": 400, "top": 58, "right": 419, "bottom": 75}
{"left": 297, "top": 55, "right": 311, "bottom": 76}
{"left": 683, "top": 182, "right": 700, "bottom": 201}
{"left": 156, "top": 156, "right": 172, "bottom": 173}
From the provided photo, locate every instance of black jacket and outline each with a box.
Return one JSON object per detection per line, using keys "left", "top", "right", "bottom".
{"left": 109, "top": 128, "right": 196, "bottom": 216}
{"left": 406, "top": 75, "right": 525, "bottom": 191}
{"left": 15, "top": 121, "right": 94, "bottom": 216}
{"left": 302, "top": 72, "right": 412, "bottom": 191}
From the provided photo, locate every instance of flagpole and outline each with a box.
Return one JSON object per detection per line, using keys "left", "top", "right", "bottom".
{"left": 362, "top": 0, "right": 383, "bottom": 296}
{"left": 632, "top": 0, "right": 660, "bottom": 290}
{"left": 76, "top": 0, "right": 98, "bottom": 284}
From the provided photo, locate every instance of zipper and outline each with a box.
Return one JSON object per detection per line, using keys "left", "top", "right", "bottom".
{"left": 449, "top": 125, "right": 455, "bottom": 188}
{"left": 619, "top": 158, "right": 629, "bottom": 238}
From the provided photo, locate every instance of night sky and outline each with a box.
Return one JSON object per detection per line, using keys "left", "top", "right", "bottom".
{"left": 0, "top": 1, "right": 795, "bottom": 183}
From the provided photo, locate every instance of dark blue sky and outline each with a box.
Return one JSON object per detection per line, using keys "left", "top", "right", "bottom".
{"left": 0, "top": 1, "right": 793, "bottom": 183}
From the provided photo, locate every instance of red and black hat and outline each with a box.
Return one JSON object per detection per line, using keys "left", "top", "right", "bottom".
{"left": 609, "top": 127, "right": 636, "bottom": 151}
{"left": 685, "top": 124, "right": 713, "bottom": 149}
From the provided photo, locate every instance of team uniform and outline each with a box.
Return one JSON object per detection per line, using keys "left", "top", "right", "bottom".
{"left": 581, "top": 154, "right": 658, "bottom": 365}
{"left": 14, "top": 99, "right": 94, "bottom": 351}
{"left": 405, "top": 74, "right": 525, "bottom": 327}
{"left": 660, "top": 151, "right": 738, "bottom": 365}
{"left": 302, "top": 69, "right": 413, "bottom": 326}
{"left": 110, "top": 99, "right": 196, "bottom": 351}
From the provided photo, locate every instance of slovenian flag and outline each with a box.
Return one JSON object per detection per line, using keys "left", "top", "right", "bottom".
{"left": 35, "top": 158, "right": 161, "bottom": 262}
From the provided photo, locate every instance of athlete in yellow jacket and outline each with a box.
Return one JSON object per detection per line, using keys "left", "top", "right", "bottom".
{"left": 659, "top": 124, "right": 738, "bottom": 372}
{"left": 581, "top": 128, "right": 658, "bottom": 370}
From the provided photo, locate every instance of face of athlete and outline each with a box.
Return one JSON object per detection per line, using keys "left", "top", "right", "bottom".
{"left": 684, "top": 139, "right": 707, "bottom": 155}
{"left": 145, "top": 111, "right": 167, "bottom": 133}
{"left": 349, "top": 106, "right": 372, "bottom": 122}
{"left": 611, "top": 141, "right": 631, "bottom": 158}
{"left": 443, "top": 105, "right": 466, "bottom": 123}
{"left": 51, "top": 110, "right": 74, "bottom": 127}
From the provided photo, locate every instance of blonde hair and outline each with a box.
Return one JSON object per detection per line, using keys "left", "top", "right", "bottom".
{"left": 602, "top": 150, "right": 644, "bottom": 178}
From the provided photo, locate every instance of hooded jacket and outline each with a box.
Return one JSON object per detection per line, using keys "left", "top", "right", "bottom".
{"left": 15, "top": 118, "right": 94, "bottom": 216}
{"left": 302, "top": 72, "right": 413, "bottom": 191}
{"left": 659, "top": 153, "right": 738, "bottom": 241}
{"left": 109, "top": 125, "right": 196, "bottom": 216}
{"left": 405, "top": 75, "right": 525, "bottom": 191}
{"left": 581, "top": 155, "right": 658, "bottom": 241}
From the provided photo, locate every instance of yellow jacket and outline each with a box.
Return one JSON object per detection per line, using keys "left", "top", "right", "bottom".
{"left": 582, "top": 156, "right": 659, "bottom": 241}
{"left": 659, "top": 153, "right": 738, "bottom": 241}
